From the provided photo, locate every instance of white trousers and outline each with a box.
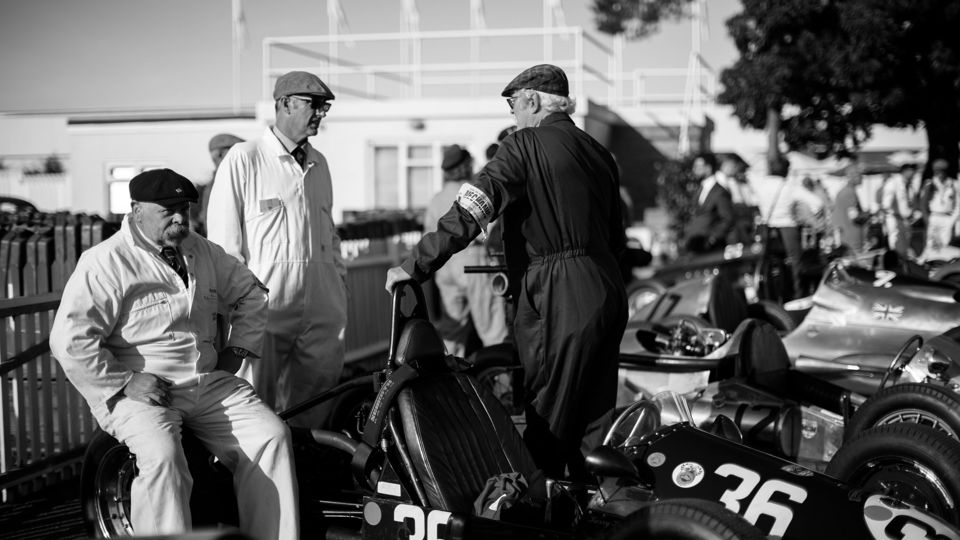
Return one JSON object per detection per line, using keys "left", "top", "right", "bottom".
{"left": 926, "top": 213, "right": 956, "bottom": 252}
{"left": 884, "top": 215, "right": 910, "bottom": 257}
{"left": 103, "top": 371, "right": 299, "bottom": 540}
{"left": 239, "top": 261, "right": 347, "bottom": 430}
{"left": 435, "top": 245, "right": 509, "bottom": 357}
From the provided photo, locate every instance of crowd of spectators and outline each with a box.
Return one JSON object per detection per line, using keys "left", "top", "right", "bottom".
{"left": 683, "top": 152, "right": 960, "bottom": 266}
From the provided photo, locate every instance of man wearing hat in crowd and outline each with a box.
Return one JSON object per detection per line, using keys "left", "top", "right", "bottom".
{"left": 423, "top": 144, "right": 508, "bottom": 357}
{"left": 385, "top": 64, "right": 627, "bottom": 480}
{"left": 207, "top": 71, "right": 347, "bottom": 429}
{"left": 881, "top": 161, "right": 921, "bottom": 257}
{"left": 50, "top": 169, "right": 298, "bottom": 539}
{"left": 191, "top": 133, "right": 245, "bottom": 236}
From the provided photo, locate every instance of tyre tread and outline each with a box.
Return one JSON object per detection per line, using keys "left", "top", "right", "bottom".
{"left": 608, "top": 498, "right": 766, "bottom": 540}
{"left": 845, "top": 382, "right": 960, "bottom": 441}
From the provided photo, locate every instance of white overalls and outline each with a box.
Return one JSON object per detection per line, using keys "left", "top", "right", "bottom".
{"left": 50, "top": 216, "right": 298, "bottom": 539}
{"left": 207, "top": 127, "right": 348, "bottom": 429}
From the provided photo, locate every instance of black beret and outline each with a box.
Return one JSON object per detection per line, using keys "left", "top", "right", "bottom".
{"left": 501, "top": 64, "right": 569, "bottom": 98}
{"left": 129, "top": 169, "right": 199, "bottom": 205}
{"left": 273, "top": 71, "right": 336, "bottom": 101}
{"left": 441, "top": 144, "right": 471, "bottom": 171}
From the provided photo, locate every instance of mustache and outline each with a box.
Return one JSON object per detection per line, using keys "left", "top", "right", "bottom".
{"left": 166, "top": 223, "right": 189, "bottom": 238}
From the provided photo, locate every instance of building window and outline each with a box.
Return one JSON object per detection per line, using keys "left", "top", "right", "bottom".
{"left": 107, "top": 164, "right": 164, "bottom": 215}
{"left": 372, "top": 143, "right": 442, "bottom": 209}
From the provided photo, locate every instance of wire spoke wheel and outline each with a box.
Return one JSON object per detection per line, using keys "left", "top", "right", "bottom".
{"left": 875, "top": 408, "right": 958, "bottom": 438}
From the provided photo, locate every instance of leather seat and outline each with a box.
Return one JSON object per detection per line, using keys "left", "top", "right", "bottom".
{"left": 394, "top": 318, "right": 447, "bottom": 370}
{"left": 735, "top": 319, "right": 791, "bottom": 379}
{"left": 396, "top": 356, "right": 538, "bottom": 513}
{"left": 707, "top": 274, "right": 750, "bottom": 333}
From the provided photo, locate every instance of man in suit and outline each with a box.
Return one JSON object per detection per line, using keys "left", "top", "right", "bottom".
{"left": 684, "top": 152, "right": 735, "bottom": 253}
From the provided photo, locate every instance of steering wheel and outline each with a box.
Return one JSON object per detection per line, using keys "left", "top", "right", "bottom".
{"left": 879, "top": 335, "right": 923, "bottom": 390}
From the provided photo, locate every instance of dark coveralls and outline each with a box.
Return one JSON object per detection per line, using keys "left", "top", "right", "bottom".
{"left": 401, "top": 113, "right": 628, "bottom": 477}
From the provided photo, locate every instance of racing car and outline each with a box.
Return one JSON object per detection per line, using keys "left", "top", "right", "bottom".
{"left": 81, "top": 280, "right": 765, "bottom": 540}
{"left": 628, "top": 257, "right": 960, "bottom": 398}
{"left": 619, "top": 312, "right": 960, "bottom": 522}
{"left": 80, "top": 280, "right": 960, "bottom": 540}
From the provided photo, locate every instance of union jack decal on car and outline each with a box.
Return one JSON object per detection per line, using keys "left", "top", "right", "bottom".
{"left": 871, "top": 303, "right": 904, "bottom": 321}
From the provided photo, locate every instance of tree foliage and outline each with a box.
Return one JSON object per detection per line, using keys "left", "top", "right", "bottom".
{"left": 592, "top": 0, "right": 693, "bottom": 39}
{"left": 655, "top": 156, "right": 700, "bottom": 241}
{"left": 719, "top": 0, "right": 960, "bottom": 171}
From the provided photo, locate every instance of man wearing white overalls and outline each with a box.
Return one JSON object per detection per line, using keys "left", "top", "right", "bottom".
{"left": 208, "top": 71, "right": 348, "bottom": 429}
{"left": 51, "top": 169, "right": 298, "bottom": 539}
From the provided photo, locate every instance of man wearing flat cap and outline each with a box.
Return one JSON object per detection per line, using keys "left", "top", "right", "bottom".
{"left": 51, "top": 169, "right": 298, "bottom": 539}
{"left": 190, "top": 133, "right": 245, "bottom": 236}
{"left": 207, "top": 70, "right": 347, "bottom": 429}
{"left": 423, "top": 144, "right": 508, "bottom": 357}
{"left": 386, "top": 64, "right": 627, "bottom": 479}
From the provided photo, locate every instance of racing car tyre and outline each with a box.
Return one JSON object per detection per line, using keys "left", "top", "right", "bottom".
{"left": 626, "top": 278, "right": 668, "bottom": 319}
{"left": 844, "top": 382, "right": 960, "bottom": 441}
{"left": 606, "top": 498, "right": 766, "bottom": 540}
{"left": 81, "top": 430, "right": 136, "bottom": 538}
{"left": 745, "top": 300, "right": 796, "bottom": 334}
{"left": 827, "top": 423, "right": 960, "bottom": 525}
{"left": 81, "top": 429, "right": 238, "bottom": 538}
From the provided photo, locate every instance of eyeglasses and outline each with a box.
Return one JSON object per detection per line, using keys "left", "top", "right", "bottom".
{"left": 506, "top": 96, "right": 517, "bottom": 111}
{"left": 288, "top": 95, "right": 332, "bottom": 113}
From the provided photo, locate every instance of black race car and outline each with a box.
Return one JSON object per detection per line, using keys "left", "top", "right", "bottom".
{"left": 80, "top": 281, "right": 960, "bottom": 540}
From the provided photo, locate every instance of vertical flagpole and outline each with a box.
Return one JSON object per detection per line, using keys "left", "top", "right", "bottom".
{"left": 401, "top": 0, "right": 421, "bottom": 98}
{"left": 470, "top": 31, "right": 479, "bottom": 98}
{"left": 679, "top": 0, "right": 704, "bottom": 156}
{"left": 613, "top": 34, "right": 624, "bottom": 106}
{"left": 543, "top": 0, "right": 552, "bottom": 62}
{"left": 470, "top": 0, "right": 483, "bottom": 98}
{"left": 231, "top": 0, "right": 240, "bottom": 114}
{"left": 329, "top": 0, "right": 339, "bottom": 90}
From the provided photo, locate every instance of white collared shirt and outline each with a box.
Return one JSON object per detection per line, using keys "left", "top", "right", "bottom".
{"left": 699, "top": 175, "right": 718, "bottom": 206}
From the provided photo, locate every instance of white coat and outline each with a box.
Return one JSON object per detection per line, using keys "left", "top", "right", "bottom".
{"left": 207, "top": 126, "right": 347, "bottom": 428}
{"left": 50, "top": 216, "right": 298, "bottom": 540}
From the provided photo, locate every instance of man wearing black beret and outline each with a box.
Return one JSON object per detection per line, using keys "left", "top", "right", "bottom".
{"left": 386, "top": 64, "right": 627, "bottom": 480}
{"left": 51, "top": 168, "right": 298, "bottom": 539}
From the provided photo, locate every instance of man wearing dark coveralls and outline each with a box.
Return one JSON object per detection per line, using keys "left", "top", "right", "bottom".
{"left": 385, "top": 64, "right": 628, "bottom": 479}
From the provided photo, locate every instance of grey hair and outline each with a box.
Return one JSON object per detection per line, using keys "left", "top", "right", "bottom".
{"left": 526, "top": 89, "right": 577, "bottom": 114}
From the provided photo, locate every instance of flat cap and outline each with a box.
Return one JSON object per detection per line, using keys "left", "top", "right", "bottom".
{"left": 501, "top": 64, "right": 569, "bottom": 98}
{"left": 273, "top": 71, "right": 335, "bottom": 101}
{"left": 129, "top": 169, "right": 199, "bottom": 205}
{"left": 208, "top": 133, "right": 244, "bottom": 152}
{"left": 441, "top": 145, "right": 471, "bottom": 171}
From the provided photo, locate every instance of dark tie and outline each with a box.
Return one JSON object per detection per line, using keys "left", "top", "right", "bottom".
{"left": 160, "top": 247, "right": 188, "bottom": 286}
{"left": 291, "top": 146, "right": 306, "bottom": 168}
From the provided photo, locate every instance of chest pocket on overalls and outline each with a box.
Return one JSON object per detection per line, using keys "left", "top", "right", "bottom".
{"left": 247, "top": 196, "right": 289, "bottom": 244}
{"left": 116, "top": 291, "right": 172, "bottom": 345}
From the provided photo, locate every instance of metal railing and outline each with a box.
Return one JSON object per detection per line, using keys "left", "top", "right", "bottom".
{"left": 261, "top": 26, "right": 716, "bottom": 107}
{"left": 0, "top": 292, "right": 89, "bottom": 501}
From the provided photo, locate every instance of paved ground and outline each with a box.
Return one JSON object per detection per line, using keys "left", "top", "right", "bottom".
{"left": 0, "top": 480, "right": 86, "bottom": 540}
